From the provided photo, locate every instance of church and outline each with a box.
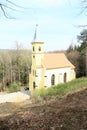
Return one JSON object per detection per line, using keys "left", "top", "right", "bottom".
{"left": 29, "top": 25, "right": 76, "bottom": 91}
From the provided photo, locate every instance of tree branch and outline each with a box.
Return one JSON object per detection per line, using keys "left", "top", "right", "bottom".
{"left": 0, "top": 4, "right": 9, "bottom": 18}
{"left": 1, "top": 4, "right": 19, "bottom": 12}
{"left": 6, "top": 0, "right": 28, "bottom": 9}
{"left": 0, "top": 0, "right": 28, "bottom": 18}
{"left": 78, "top": 25, "right": 87, "bottom": 27}
{"left": 80, "top": 0, "right": 87, "bottom": 13}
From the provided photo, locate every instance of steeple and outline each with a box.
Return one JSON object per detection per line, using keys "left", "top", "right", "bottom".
{"left": 31, "top": 24, "right": 44, "bottom": 54}
{"left": 33, "top": 24, "right": 40, "bottom": 42}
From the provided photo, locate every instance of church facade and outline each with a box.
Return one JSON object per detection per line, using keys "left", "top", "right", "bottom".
{"left": 29, "top": 25, "right": 76, "bottom": 91}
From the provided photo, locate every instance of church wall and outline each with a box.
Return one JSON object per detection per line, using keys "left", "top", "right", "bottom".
{"left": 35, "top": 68, "right": 42, "bottom": 87}
{"left": 44, "top": 67, "right": 75, "bottom": 87}
{"left": 32, "top": 54, "right": 44, "bottom": 66}
{"left": 29, "top": 73, "right": 33, "bottom": 91}
{"left": 30, "top": 68, "right": 45, "bottom": 89}
{"left": 29, "top": 67, "right": 75, "bottom": 91}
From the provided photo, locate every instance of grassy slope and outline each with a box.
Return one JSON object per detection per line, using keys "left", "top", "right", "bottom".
{"left": 34, "top": 77, "right": 87, "bottom": 97}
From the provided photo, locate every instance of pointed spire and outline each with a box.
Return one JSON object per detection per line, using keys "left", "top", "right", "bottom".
{"left": 33, "top": 24, "right": 40, "bottom": 42}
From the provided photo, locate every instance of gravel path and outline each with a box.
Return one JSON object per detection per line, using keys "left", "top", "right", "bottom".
{"left": 0, "top": 91, "right": 30, "bottom": 103}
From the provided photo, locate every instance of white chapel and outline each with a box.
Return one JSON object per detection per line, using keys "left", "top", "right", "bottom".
{"left": 29, "top": 25, "right": 76, "bottom": 91}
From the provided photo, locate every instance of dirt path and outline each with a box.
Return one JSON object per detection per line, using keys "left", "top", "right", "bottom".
{"left": 0, "top": 88, "right": 87, "bottom": 130}
{"left": 0, "top": 91, "right": 30, "bottom": 103}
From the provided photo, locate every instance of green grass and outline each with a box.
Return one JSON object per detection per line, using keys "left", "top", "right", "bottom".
{"left": 34, "top": 77, "right": 87, "bottom": 97}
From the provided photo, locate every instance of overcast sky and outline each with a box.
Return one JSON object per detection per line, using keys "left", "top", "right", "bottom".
{"left": 0, "top": 0, "right": 87, "bottom": 51}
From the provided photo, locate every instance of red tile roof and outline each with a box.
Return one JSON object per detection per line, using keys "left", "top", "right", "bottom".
{"left": 42, "top": 53, "right": 75, "bottom": 69}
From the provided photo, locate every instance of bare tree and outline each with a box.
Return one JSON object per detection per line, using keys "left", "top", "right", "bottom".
{"left": 77, "top": 0, "right": 87, "bottom": 27}
{"left": 0, "top": 0, "right": 27, "bottom": 18}
{"left": 81, "top": 0, "right": 87, "bottom": 9}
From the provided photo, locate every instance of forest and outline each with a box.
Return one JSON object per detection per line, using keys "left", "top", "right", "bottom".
{"left": 0, "top": 43, "right": 31, "bottom": 91}
{"left": 66, "top": 29, "right": 87, "bottom": 78}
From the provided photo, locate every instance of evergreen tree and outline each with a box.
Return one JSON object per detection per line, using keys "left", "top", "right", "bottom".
{"left": 77, "top": 29, "right": 87, "bottom": 76}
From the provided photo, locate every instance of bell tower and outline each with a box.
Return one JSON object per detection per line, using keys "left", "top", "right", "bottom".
{"left": 31, "top": 24, "right": 44, "bottom": 67}
{"left": 29, "top": 24, "right": 44, "bottom": 91}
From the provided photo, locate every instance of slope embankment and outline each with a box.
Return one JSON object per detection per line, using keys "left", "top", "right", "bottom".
{"left": 0, "top": 87, "right": 87, "bottom": 130}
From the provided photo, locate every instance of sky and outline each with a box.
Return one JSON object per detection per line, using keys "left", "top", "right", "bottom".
{"left": 0, "top": 0, "right": 87, "bottom": 51}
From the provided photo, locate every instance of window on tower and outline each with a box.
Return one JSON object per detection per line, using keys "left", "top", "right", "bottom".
{"left": 38, "top": 46, "right": 41, "bottom": 51}
{"left": 33, "top": 56, "right": 35, "bottom": 58}
{"left": 33, "top": 46, "right": 35, "bottom": 51}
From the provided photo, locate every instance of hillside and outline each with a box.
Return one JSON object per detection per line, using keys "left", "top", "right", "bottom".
{"left": 0, "top": 86, "right": 87, "bottom": 130}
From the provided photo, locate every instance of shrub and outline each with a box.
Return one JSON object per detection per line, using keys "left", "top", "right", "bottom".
{"left": 8, "top": 83, "right": 20, "bottom": 92}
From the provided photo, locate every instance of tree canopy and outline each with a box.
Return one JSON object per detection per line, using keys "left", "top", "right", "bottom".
{"left": 77, "top": 29, "right": 87, "bottom": 51}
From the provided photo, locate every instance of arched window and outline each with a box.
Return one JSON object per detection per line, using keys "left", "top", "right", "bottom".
{"left": 33, "top": 81, "right": 36, "bottom": 89}
{"left": 33, "top": 46, "right": 35, "bottom": 51}
{"left": 64, "top": 72, "right": 67, "bottom": 83}
{"left": 33, "top": 56, "right": 35, "bottom": 58}
{"left": 38, "top": 46, "right": 41, "bottom": 51}
{"left": 51, "top": 74, "right": 55, "bottom": 85}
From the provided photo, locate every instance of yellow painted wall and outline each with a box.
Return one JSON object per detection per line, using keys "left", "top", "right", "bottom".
{"left": 29, "top": 41, "right": 44, "bottom": 91}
